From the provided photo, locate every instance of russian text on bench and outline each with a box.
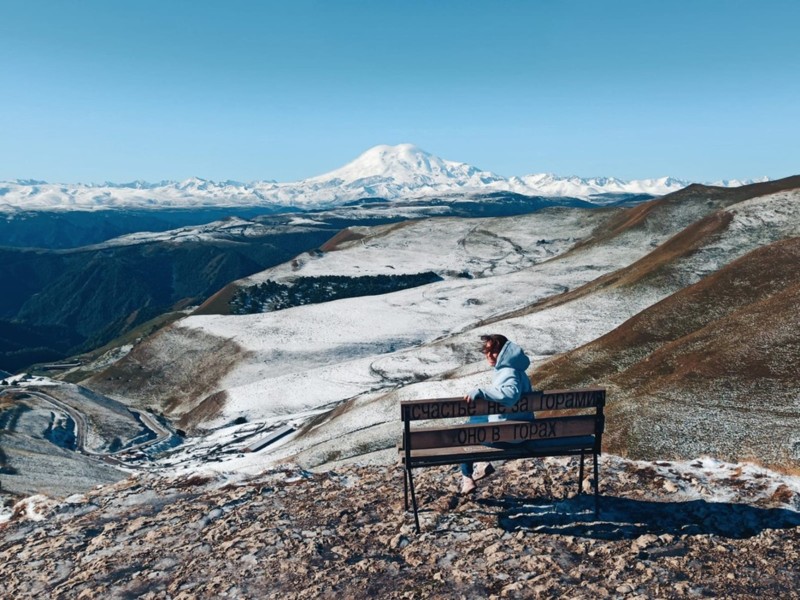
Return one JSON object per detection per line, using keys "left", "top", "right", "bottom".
{"left": 399, "top": 388, "right": 606, "bottom": 532}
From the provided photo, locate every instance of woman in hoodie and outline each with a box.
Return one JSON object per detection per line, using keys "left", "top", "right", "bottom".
{"left": 461, "top": 334, "right": 534, "bottom": 495}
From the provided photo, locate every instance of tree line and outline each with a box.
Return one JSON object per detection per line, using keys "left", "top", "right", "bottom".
{"left": 230, "top": 272, "right": 444, "bottom": 314}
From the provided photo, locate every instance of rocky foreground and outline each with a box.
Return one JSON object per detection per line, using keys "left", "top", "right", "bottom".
{"left": 2, "top": 455, "right": 799, "bottom": 599}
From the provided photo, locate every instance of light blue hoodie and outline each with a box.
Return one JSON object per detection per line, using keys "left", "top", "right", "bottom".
{"left": 467, "top": 341, "right": 535, "bottom": 423}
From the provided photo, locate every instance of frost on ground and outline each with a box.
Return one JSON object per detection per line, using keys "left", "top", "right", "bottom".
{"left": 1, "top": 454, "right": 798, "bottom": 599}
{"left": 2, "top": 180, "right": 800, "bottom": 598}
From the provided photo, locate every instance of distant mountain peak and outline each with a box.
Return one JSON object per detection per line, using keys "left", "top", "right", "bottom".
{"left": 306, "top": 143, "right": 497, "bottom": 187}
{"left": 0, "top": 144, "right": 775, "bottom": 212}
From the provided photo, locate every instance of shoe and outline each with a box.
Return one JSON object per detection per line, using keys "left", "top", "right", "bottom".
{"left": 474, "top": 462, "right": 496, "bottom": 481}
{"left": 460, "top": 476, "right": 476, "bottom": 495}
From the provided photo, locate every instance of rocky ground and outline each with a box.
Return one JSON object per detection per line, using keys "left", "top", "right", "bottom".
{"left": 1, "top": 455, "right": 799, "bottom": 599}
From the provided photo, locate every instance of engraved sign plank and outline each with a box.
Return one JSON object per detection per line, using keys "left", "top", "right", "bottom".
{"left": 401, "top": 388, "right": 605, "bottom": 421}
{"left": 525, "top": 388, "right": 605, "bottom": 412}
{"left": 408, "top": 416, "right": 597, "bottom": 449}
{"left": 400, "top": 397, "right": 477, "bottom": 421}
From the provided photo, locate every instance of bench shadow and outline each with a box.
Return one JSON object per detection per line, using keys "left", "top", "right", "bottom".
{"left": 477, "top": 494, "right": 800, "bottom": 540}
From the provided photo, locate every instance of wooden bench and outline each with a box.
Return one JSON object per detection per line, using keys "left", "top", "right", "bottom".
{"left": 399, "top": 387, "right": 606, "bottom": 532}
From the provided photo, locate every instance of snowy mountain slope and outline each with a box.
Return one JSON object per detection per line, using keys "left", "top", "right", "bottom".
{"left": 239, "top": 207, "right": 611, "bottom": 285}
{"left": 0, "top": 144, "right": 770, "bottom": 213}
{"left": 84, "top": 207, "right": 622, "bottom": 418}
{"left": 533, "top": 237, "right": 800, "bottom": 467}
{"left": 510, "top": 173, "right": 688, "bottom": 198}
{"left": 308, "top": 144, "right": 498, "bottom": 184}
{"left": 81, "top": 182, "right": 798, "bottom": 465}
{"left": 263, "top": 187, "right": 800, "bottom": 473}
{"left": 77, "top": 216, "right": 326, "bottom": 249}
{"left": 181, "top": 185, "right": 800, "bottom": 473}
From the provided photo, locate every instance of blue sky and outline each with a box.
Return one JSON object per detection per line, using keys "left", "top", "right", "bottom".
{"left": 2, "top": 0, "right": 798, "bottom": 183}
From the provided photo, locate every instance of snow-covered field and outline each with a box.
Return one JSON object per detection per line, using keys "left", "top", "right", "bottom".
{"left": 174, "top": 207, "right": 633, "bottom": 427}
{"left": 87, "top": 186, "right": 790, "bottom": 482}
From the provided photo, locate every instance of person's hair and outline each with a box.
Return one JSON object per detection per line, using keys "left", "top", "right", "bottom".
{"left": 480, "top": 334, "right": 507, "bottom": 355}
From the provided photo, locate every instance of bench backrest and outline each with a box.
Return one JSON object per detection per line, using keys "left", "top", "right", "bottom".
{"left": 400, "top": 387, "right": 605, "bottom": 451}
{"left": 401, "top": 388, "right": 605, "bottom": 421}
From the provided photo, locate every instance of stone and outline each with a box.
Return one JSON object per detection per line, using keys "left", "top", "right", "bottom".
{"left": 1, "top": 459, "right": 799, "bottom": 599}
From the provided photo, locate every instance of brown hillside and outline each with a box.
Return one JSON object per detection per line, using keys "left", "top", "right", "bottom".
{"left": 319, "top": 227, "right": 367, "bottom": 252}
{"left": 607, "top": 279, "right": 800, "bottom": 469}
{"left": 533, "top": 237, "right": 800, "bottom": 470}
{"left": 191, "top": 281, "right": 240, "bottom": 316}
{"left": 321, "top": 220, "right": 424, "bottom": 252}
{"left": 85, "top": 325, "right": 249, "bottom": 417}
{"left": 572, "top": 175, "right": 800, "bottom": 253}
{"left": 535, "top": 237, "right": 800, "bottom": 387}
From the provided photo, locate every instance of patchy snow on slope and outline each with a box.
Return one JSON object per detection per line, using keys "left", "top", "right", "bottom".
{"left": 634, "top": 456, "right": 800, "bottom": 509}
{"left": 242, "top": 208, "right": 603, "bottom": 284}
{"left": 171, "top": 203, "right": 682, "bottom": 434}
{"left": 662, "top": 189, "right": 800, "bottom": 284}
{"left": 0, "top": 494, "right": 59, "bottom": 524}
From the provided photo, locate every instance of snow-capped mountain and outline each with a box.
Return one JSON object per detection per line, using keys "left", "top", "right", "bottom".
{"left": 0, "top": 144, "right": 767, "bottom": 213}
{"left": 297, "top": 143, "right": 508, "bottom": 200}
{"left": 508, "top": 173, "right": 690, "bottom": 198}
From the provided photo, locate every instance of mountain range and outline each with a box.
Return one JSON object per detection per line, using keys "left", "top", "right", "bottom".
{"left": 0, "top": 144, "right": 768, "bottom": 212}
{"left": 2, "top": 173, "right": 799, "bottom": 597}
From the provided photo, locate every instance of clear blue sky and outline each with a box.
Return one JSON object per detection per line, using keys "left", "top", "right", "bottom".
{"left": 2, "top": 0, "right": 798, "bottom": 183}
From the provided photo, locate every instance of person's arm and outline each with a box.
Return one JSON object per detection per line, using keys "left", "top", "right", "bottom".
{"left": 465, "top": 369, "right": 521, "bottom": 406}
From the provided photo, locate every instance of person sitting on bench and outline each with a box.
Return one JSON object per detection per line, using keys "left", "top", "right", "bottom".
{"left": 461, "top": 334, "right": 536, "bottom": 494}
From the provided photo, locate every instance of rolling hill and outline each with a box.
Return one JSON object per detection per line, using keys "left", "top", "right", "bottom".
{"left": 77, "top": 176, "right": 800, "bottom": 474}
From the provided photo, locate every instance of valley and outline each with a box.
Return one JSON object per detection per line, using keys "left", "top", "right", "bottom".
{"left": 0, "top": 191, "right": 610, "bottom": 374}
{"left": 50, "top": 178, "right": 797, "bottom": 482}
{"left": 3, "top": 1, "right": 798, "bottom": 592}
{"left": 1, "top": 176, "right": 798, "bottom": 507}
{"left": 0, "top": 168, "right": 798, "bottom": 599}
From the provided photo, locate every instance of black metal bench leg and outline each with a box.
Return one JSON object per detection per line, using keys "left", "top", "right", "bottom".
{"left": 578, "top": 451, "right": 585, "bottom": 495}
{"left": 403, "top": 466, "right": 409, "bottom": 511}
{"left": 593, "top": 452, "right": 600, "bottom": 517}
{"left": 407, "top": 466, "right": 421, "bottom": 533}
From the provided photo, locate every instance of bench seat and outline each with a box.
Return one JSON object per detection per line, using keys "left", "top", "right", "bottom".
{"left": 400, "top": 435, "right": 597, "bottom": 467}
{"left": 399, "top": 389, "right": 605, "bottom": 532}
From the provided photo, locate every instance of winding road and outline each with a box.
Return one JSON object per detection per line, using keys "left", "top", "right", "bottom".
{"left": 12, "top": 388, "right": 172, "bottom": 466}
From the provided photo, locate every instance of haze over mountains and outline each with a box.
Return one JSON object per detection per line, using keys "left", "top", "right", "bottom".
{"left": 0, "top": 144, "right": 767, "bottom": 212}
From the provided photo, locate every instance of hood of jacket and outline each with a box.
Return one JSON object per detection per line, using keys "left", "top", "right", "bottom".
{"left": 495, "top": 341, "right": 530, "bottom": 372}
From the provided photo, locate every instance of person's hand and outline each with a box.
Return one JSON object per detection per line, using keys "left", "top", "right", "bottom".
{"left": 463, "top": 394, "right": 472, "bottom": 403}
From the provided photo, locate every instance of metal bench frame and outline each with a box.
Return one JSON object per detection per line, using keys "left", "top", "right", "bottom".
{"left": 399, "top": 388, "right": 606, "bottom": 532}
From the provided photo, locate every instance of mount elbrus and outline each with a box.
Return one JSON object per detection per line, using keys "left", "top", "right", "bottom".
{"left": 0, "top": 150, "right": 798, "bottom": 597}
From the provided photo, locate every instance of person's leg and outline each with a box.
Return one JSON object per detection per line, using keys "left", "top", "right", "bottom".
{"left": 474, "top": 462, "right": 495, "bottom": 480}
{"left": 460, "top": 462, "right": 476, "bottom": 494}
